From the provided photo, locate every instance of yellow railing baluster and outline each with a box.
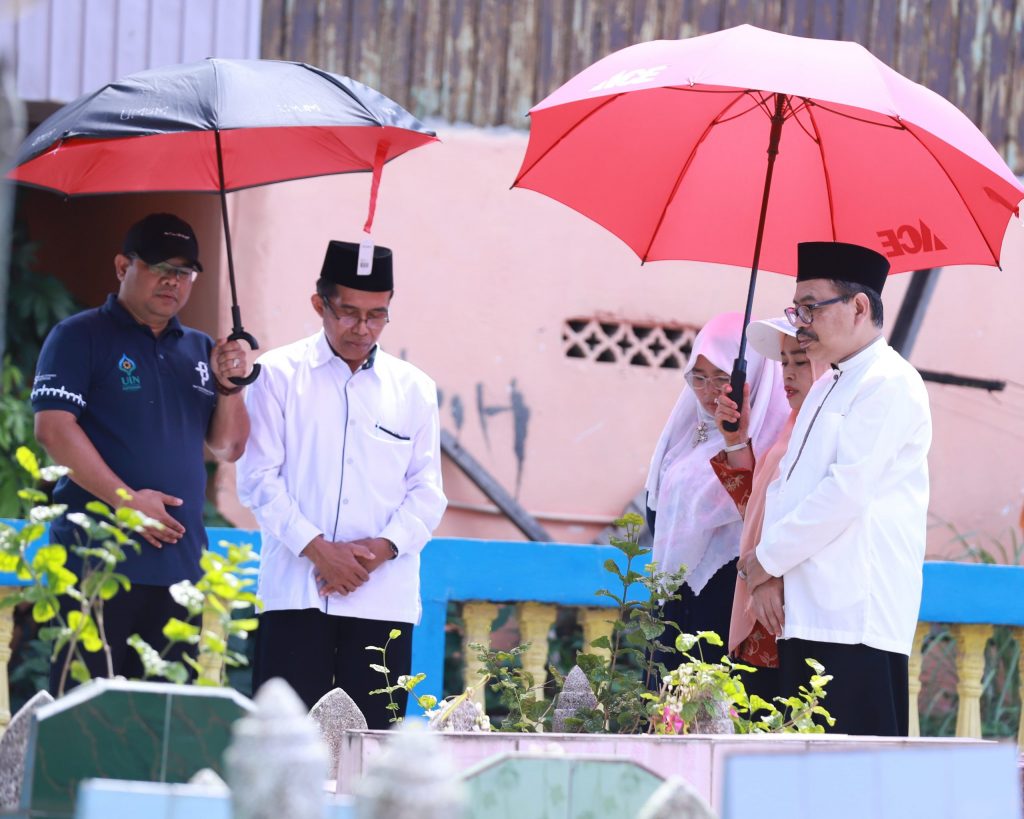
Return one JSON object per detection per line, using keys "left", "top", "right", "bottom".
{"left": 907, "top": 621, "right": 929, "bottom": 737}
{"left": 461, "top": 602, "right": 498, "bottom": 707}
{"left": 952, "top": 623, "right": 992, "bottom": 739}
{"left": 517, "top": 603, "right": 557, "bottom": 701}
{"left": 0, "top": 588, "right": 15, "bottom": 735}
{"left": 1013, "top": 627, "right": 1024, "bottom": 749}
{"left": 578, "top": 607, "right": 614, "bottom": 662}
{"left": 199, "top": 608, "right": 226, "bottom": 684}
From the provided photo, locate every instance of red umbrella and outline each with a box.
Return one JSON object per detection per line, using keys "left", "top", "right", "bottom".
{"left": 513, "top": 24, "right": 1023, "bottom": 421}
{"left": 10, "top": 58, "right": 438, "bottom": 384}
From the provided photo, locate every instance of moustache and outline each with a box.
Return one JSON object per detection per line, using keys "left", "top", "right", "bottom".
{"left": 796, "top": 329, "right": 817, "bottom": 341}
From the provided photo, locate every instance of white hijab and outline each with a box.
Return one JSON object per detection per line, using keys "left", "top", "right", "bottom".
{"left": 645, "top": 312, "right": 789, "bottom": 592}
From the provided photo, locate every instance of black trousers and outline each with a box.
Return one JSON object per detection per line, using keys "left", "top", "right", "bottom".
{"left": 48, "top": 584, "right": 194, "bottom": 695}
{"left": 649, "top": 557, "right": 738, "bottom": 685}
{"left": 734, "top": 663, "right": 782, "bottom": 705}
{"left": 779, "top": 637, "right": 909, "bottom": 736}
{"left": 254, "top": 608, "right": 414, "bottom": 729}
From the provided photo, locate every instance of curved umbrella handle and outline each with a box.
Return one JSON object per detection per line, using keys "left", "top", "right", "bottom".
{"left": 722, "top": 362, "right": 746, "bottom": 434}
{"left": 227, "top": 328, "right": 261, "bottom": 386}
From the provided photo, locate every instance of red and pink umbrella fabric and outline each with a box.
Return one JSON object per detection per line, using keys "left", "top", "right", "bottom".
{"left": 513, "top": 24, "right": 1023, "bottom": 414}
{"left": 515, "top": 24, "right": 1022, "bottom": 276}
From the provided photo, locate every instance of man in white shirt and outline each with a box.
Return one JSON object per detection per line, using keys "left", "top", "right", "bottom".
{"left": 236, "top": 240, "right": 446, "bottom": 727}
{"left": 739, "top": 241, "right": 931, "bottom": 736}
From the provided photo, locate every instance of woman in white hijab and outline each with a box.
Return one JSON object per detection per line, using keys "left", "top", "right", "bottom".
{"left": 645, "top": 312, "right": 789, "bottom": 673}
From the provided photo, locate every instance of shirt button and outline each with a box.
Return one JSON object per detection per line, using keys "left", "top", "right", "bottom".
{"left": 159, "top": 354, "right": 165, "bottom": 360}
{"left": 342, "top": 498, "right": 349, "bottom": 505}
{"left": 346, "top": 458, "right": 353, "bottom": 465}
{"left": 349, "top": 420, "right": 355, "bottom": 426}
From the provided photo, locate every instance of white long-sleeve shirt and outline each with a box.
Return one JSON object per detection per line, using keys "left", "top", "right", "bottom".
{"left": 756, "top": 337, "right": 931, "bottom": 656}
{"left": 236, "top": 331, "right": 447, "bottom": 623}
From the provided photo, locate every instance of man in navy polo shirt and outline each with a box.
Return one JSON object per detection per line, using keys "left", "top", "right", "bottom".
{"left": 32, "top": 212, "right": 251, "bottom": 691}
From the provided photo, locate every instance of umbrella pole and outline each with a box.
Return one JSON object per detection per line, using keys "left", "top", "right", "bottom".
{"left": 214, "top": 129, "right": 261, "bottom": 386}
{"left": 725, "top": 93, "right": 787, "bottom": 432}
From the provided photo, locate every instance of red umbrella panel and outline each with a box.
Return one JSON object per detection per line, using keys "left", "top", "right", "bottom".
{"left": 513, "top": 24, "right": 1024, "bottom": 420}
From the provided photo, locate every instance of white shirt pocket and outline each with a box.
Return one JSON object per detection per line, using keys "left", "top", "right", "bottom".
{"left": 363, "top": 425, "right": 414, "bottom": 497}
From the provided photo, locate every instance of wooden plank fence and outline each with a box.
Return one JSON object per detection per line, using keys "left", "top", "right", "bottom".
{"left": 260, "top": 0, "right": 1024, "bottom": 174}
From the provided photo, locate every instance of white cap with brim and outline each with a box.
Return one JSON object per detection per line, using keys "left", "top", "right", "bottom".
{"left": 746, "top": 316, "right": 797, "bottom": 361}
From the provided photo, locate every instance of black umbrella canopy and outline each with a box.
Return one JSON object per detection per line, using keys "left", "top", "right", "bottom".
{"left": 13, "top": 58, "right": 437, "bottom": 193}
{"left": 11, "top": 58, "right": 438, "bottom": 384}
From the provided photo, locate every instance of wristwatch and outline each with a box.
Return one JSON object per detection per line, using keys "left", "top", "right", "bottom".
{"left": 386, "top": 539, "right": 399, "bottom": 560}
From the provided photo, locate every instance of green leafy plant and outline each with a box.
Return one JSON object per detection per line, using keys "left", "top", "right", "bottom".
{"left": 570, "top": 512, "right": 687, "bottom": 733}
{"left": 0, "top": 359, "right": 49, "bottom": 518}
{"left": 0, "top": 229, "right": 79, "bottom": 517}
{"left": 0, "top": 446, "right": 261, "bottom": 693}
{"left": 651, "top": 631, "right": 833, "bottom": 734}
{"left": 470, "top": 641, "right": 555, "bottom": 731}
{"left": 5, "top": 226, "right": 79, "bottom": 376}
{"left": 1, "top": 448, "right": 143, "bottom": 694}
{"left": 367, "top": 627, "right": 436, "bottom": 724}
{"left": 130, "top": 541, "right": 262, "bottom": 686}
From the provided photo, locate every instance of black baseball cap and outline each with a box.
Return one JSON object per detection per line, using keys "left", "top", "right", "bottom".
{"left": 123, "top": 213, "right": 203, "bottom": 272}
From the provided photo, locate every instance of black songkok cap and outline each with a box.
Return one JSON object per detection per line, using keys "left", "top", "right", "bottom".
{"left": 123, "top": 213, "right": 203, "bottom": 272}
{"left": 320, "top": 240, "right": 393, "bottom": 292}
{"left": 796, "top": 241, "right": 890, "bottom": 294}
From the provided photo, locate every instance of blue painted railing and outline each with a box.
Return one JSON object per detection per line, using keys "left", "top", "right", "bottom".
{"left": 4, "top": 523, "right": 1024, "bottom": 713}
{"left": 0, "top": 524, "right": 637, "bottom": 710}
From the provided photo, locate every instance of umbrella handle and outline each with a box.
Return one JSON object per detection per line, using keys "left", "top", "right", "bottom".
{"left": 722, "top": 361, "right": 746, "bottom": 434}
{"left": 228, "top": 328, "right": 261, "bottom": 386}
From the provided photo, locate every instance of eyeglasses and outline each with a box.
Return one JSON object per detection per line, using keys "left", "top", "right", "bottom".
{"left": 685, "top": 371, "right": 731, "bottom": 392}
{"left": 321, "top": 297, "right": 390, "bottom": 330}
{"left": 131, "top": 255, "right": 198, "bottom": 284}
{"left": 784, "top": 296, "right": 849, "bottom": 327}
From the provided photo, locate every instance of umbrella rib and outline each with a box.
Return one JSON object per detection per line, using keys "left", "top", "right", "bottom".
{"left": 714, "top": 98, "right": 771, "bottom": 126}
{"left": 898, "top": 120, "right": 1005, "bottom": 267}
{"left": 513, "top": 95, "right": 622, "bottom": 186}
{"left": 807, "top": 99, "right": 906, "bottom": 131}
{"left": 785, "top": 100, "right": 820, "bottom": 143}
{"left": 640, "top": 91, "right": 751, "bottom": 262}
{"left": 299, "top": 62, "right": 403, "bottom": 128}
{"left": 803, "top": 102, "right": 838, "bottom": 241}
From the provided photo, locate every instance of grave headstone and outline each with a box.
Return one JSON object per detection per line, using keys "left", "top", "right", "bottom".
{"left": 428, "top": 697, "right": 488, "bottom": 732}
{"left": 188, "top": 768, "right": 229, "bottom": 792}
{"left": 225, "top": 677, "right": 329, "bottom": 819}
{"left": 309, "top": 687, "right": 368, "bottom": 777}
{"left": 552, "top": 665, "right": 598, "bottom": 732}
{"left": 355, "top": 721, "right": 464, "bottom": 819}
{"left": 636, "top": 778, "right": 717, "bottom": 819}
{"left": 0, "top": 689, "right": 53, "bottom": 810}
{"left": 20, "top": 678, "right": 252, "bottom": 818}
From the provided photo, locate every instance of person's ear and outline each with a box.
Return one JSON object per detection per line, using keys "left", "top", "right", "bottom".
{"left": 114, "top": 253, "right": 131, "bottom": 282}
{"left": 311, "top": 293, "right": 325, "bottom": 319}
{"left": 852, "top": 292, "right": 871, "bottom": 325}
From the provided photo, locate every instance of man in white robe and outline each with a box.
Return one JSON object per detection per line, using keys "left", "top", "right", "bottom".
{"left": 740, "top": 241, "right": 931, "bottom": 736}
{"left": 236, "top": 241, "right": 446, "bottom": 727}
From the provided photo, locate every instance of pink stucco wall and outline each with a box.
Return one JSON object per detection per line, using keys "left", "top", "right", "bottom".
{"left": 21, "top": 124, "right": 1024, "bottom": 558}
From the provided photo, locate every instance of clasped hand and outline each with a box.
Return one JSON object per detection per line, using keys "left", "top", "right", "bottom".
{"left": 738, "top": 551, "right": 785, "bottom": 637}
{"left": 304, "top": 535, "right": 393, "bottom": 597}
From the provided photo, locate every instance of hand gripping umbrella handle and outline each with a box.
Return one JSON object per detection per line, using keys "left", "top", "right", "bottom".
{"left": 227, "top": 327, "right": 261, "bottom": 386}
{"left": 722, "top": 359, "right": 747, "bottom": 434}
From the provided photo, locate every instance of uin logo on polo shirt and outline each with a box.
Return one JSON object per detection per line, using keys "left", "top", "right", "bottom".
{"left": 118, "top": 354, "right": 141, "bottom": 392}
